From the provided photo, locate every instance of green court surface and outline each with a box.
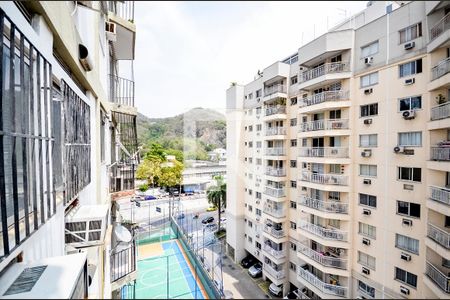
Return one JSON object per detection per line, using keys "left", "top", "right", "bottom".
{"left": 136, "top": 226, "right": 177, "bottom": 245}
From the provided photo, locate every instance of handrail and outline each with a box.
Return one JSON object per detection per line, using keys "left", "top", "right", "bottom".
{"left": 299, "top": 220, "right": 348, "bottom": 241}
{"left": 298, "top": 242, "right": 347, "bottom": 269}
{"left": 300, "top": 171, "right": 348, "bottom": 186}
{"left": 299, "top": 195, "right": 348, "bottom": 214}
{"left": 300, "top": 62, "right": 350, "bottom": 83}
{"left": 430, "top": 12, "right": 450, "bottom": 42}
{"left": 297, "top": 266, "right": 347, "bottom": 297}
{"left": 298, "top": 147, "right": 349, "bottom": 158}
{"left": 431, "top": 102, "right": 450, "bottom": 121}
{"left": 429, "top": 185, "right": 450, "bottom": 206}
{"left": 300, "top": 90, "right": 349, "bottom": 107}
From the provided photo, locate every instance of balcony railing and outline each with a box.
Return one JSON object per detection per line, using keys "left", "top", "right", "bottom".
{"left": 109, "top": 74, "right": 135, "bottom": 107}
{"left": 264, "top": 225, "right": 286, "bottom": 238}
{"left": 431, "top": 102, "right": 450, "bottom": 120}
{"left": 427, "top": 223, "right": 450, "bottom": 249}
{"left": 109, "top": 163, "right": 136, "bottom": 193}
{"left": 106, "top": 1, "right": 135, "bottom": 23}
{"left": 431, "top": 147, "right": 450, "bottom": 161}
{"left": 300, "top": 90, "right": 349, "bottom": 107}
{"left": 298, "top": 243, "right": 347, "bottom": 269}
{"left": 265, "top": 167, "right": 286, "bottom": 177}
{"left": 300, "top": 171, "right": 348, "bottom": 186}
{"left": 430, "top": 185, "right": 450, "bottom": 206}
{"left": 263, "top": 264, "right": 286, "bottom": 280}
{"left": 299, "top": 220, "right": 348, "bottom": 242}
{"left": 265, "top": 127, "right": 286, "bottom": 136}
{"left": 298, "top": 147, "right": 349, "bottom": 158}
{"left": 432, "top": 57, "right": 450, "bottom": 81}
{"left": 430, "top": 13, "right": 450, "bottom": 42}
{"left": 297, "top": 267, "right": 347, "bottom": 297}
{"left": 299, "top": 119, "right": 349, "bottom": 132}
{"left": 426, "top": 261, "right": 450, "bottom": 293}
{"left": 263, "top": 244, "right": 286, "bottom": 259}
{"left": 265, "top": 106, "right": 286, "bottom": 116}
{"left": 111, "top": 239, "right": 136, "bottom": 282}
{"left": 264, "top": 84, "right": 287, "bottom": 97}
{"left": 264, "top": 186, "right": 286, "bottom": 198}
{"left": 300, "top": 62, "right": 350, "bottom": 83}
{"left": 263, "top": 205, "right": 285, "bottom": 218}
{"left": 265, "top": 147, "right": 286, "bottom": 156}
{"left": 299, "top": 195, "right": 348, "bottom": 214}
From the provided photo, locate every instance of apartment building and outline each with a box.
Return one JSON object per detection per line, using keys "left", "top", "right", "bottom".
{"left": 226, "top": 1, "right": 450, "bottom": 298}
{"left": 0, "top": 1, "right": 138, "bottom": 299}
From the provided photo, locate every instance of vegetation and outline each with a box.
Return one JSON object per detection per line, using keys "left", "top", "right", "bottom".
{"left": 206, "top": 175, "right": 226, "bottom": 231}
{"left": 138, "top": 183, "right": 149, "bottom": 192}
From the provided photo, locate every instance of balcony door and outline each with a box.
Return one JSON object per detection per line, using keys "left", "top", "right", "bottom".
{"left": 311, "top": 163, "right": 324, "bottom": 174}
{"left": 329, "top": 109, "right": 341, "bottom": 120}
{"left": 329, "top": 136, "right": 341, "bottom": 147}
{"left": 313, "top": 113, "right": 324, "bottom": 121}
{"left": 312, "top": 138, "right": 324, "bottom": 148}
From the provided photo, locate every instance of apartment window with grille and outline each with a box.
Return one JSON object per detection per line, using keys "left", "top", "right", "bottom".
{"left": 289, "top": 262, "right": 297, "bottom": 271}
{"left": 248, "top": 236, "right": 252, "bottom": 243}
{"left": 256, "top": 208, "right": 262, "bottom": 216}
{"left": 244, "top": 126, "right": 247, "bottom": 131}
{"left": 360, "top": 103, "right": 378, "bottom": 117}
{"left": 360, "top": 164, "right": 377, "bottom": 177}
{"left": 359, "top": 222, "right": 376, "bottom": 239}
{"left": 290, "top": 139, "right": 298, "bottom": 147}
{"left": 291, "top": 75, "right": 298, "bottom": 85}
{"left": 302, "top": 138, "right": 307, "bottom": 147}
{"left": 256, "top": 107, "right": 261, "bottom": 115}
{"left": 361, "top": 40, "right": 379, "bottom": 58}
{"left": 329, "top": 164, "right": 341, "bottom": 174}
{"left": 248, "top": 189, "right": 253, "bottom": 196}
{"left": 256, "top": 158, "right": 262, "bottom": 165}
{"left": 249, "top": 125, "right": 253, "bottom": 132}
{"left": 256, "top": 124, "right": 262, "bottom": 131}
{"left": 256, "top": 241, "right": 261, "bottom": 249}
{"left": 359, "top": 193, "right": 377, "bottom": 208}
{"left": 290, "top": 201, "right": 297, "bottom": 209}
{"left": 399, "top": 59, "right": 422, "bottom": 77}
{"left": 248, "top": 93, "right": 253, "bottom": 99}
{"left": 358, "top": 251, "right": 376, "bottom": 270}
{"left": 291, "top": 181, "right": 297, "bottom": 188}
{"left": 290, "top": 221, "right": 297, "bottom": 230}
{"left": 360, "top": 72, "right": 378, "bottom": 88}
{"left": 248, "top": 205, "right": 253, "bottom": 212}
{"left": 399, "top": 95, "right": 421, "bottom": 111}
{"left": 256, "top": 141, "right": 262, "bottom": 148}
{"left": 256, "top": 89, "right": 262, "bottom": 98}
{"left": 290, "top": 160, "right": 297, "bottom": 168}
{"left": 290, "top": 242, "right": 297, "bottom": 251}
{"left": 248, "top": 158, "right": 253, "bottom": 164}
{"left": 256, "top": 192, "right": 262, "bottom": 199}
{"left": 359, "top": 134, "right": 377, "bottom": 147}
{"left": 290, "top": 118, "right": 297, "bottom": 127}
{"left": 395, "top": 267, "right": 417, "bottom": 288}
{"left": 396, "top": 234, "right": 419, "bottom": 254}
{"left": 358, "top": 280, "right": 375, "bottom": 298}
{"left": 398, "top": 167, "right": 421, "bottom": 182}
{"left": 290, "top": 97, "right": 298, "bottom": 106}
{"left": 248, "top": 142, "right": 253, "bottom": 148}
{"left": 396, "top": 201, "right": 420, "bottom": 218}
{"left": 399, "top": 23, "right": 422, "bottom": 44}
{"left": 398, "top": 132, "right": 422, "bottom": 147}
{"left": 248, "top": 221, "right": 253, "bottom": 228}
{"left": 329, "top": 191, "right": 340, "bottom": 201}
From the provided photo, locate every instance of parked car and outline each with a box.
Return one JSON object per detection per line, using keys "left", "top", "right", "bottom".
{"left": 201, "top": 216, "right": 215, "bottom": 224}
{"left": 284, "top": 289, "right": 300, "bottom": 299}
{"left": 143, "top": 195, "right": 157, "bottom": 200}
{"left": 269, "top": 283, "right": 283, "bottom": 297}
{"left": 240, "top": 255, "right": 257, "bottom": 268}
{"left": 247, "top": 262, "right": 262, "bottom": 278}
{"left": 206, "top": 206, "right": 217, "bottom": 212}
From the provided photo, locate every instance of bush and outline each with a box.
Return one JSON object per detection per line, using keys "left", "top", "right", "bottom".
{"left": 138, "top": 183, "right": 149, "bottom": 192}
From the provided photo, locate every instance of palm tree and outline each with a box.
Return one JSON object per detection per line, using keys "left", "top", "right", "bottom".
{"left": 207, "top": 175, "right": 226, "bottom": 232}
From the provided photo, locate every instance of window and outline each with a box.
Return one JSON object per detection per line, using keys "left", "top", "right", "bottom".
{"left": 359, "top": 134, "right": 377, "bottom": 147}
{"left": 358, "top": 280, "right": 375, "bottom": 298}
{"left": 248, "top": 142, "right": 253, "bottom": 148}
{"left": 256, "top": 89, "right": 262, "bottom": 98}
{"left": 359, "top": 222, "right": 376, "bottom": 239}
{"left": 290, "top": 201, "right": 297, "bottom": 209}
{"left": 290, "top": 118, "right": 297, "bottom": 126}
{"left": 329, "top": 191, "right": 340, "bottom": 201}
{"left": 302, "top": 139, "right": 307, "bottom": 147}
{"left": 290, "top": 242, "right": 297, "bottom": 251}
{"left": 290, "top": 181, "right": 297, "bottom": 188}
{"left": 360, "top": 103, "right": 378, "bottom": 117}
{"left": 256, "top": 158, "right": 262, "bottom": 165}
{"left": 398, "top": 167, "right": 421, "bottom": 182}
{"left": 248, "top": 221, "right": 253, "bottom": 228}
{"left": 248, "top": 158, "right": 253, "bottom": 164}
{"left": 248, "top": 205, "right": 253, "bottom": 212}
{"left": 361, "top": 72, "right": 379, "bottom": 88}
{"left": 256, "top": 124, "right": 262, "bottom": 131}
{"left": 290, "top": 97, "right": 298, "bottom": 106}
{"left": 248, "top": 236, "right": 252, "bottom": 243}
{"left": 256, "top": 107, "right": 262, "bottom": 115}
{"left": 359, "top": 193, "right": 377, "bottom": 208}
{"left": 248, "top": 93, "right": 253, "bottom": 99}
{"left": 290, "top": 160, "right": 297, "bottom": 168}
{"left": 358, "top": 251, "right": 376, "bottom": 270}
{"left": 360, "top": 164, "right": 377, "bottom": 177}
{"left": 398, "top": 132, "right": 422, "bottom": 147}
{"left": 290, "top": 221, "right": 297, "bottom": 230}
{"left": 399, "top": 96, "right": 421, "bottom": 111}
{"left": 399, "top": 59, "right": 422, "bottom": 77}
{"left": 361, "top": 41, "right": 379, "bottom": 58}
{"left": 395, "top": 267, "right": 417, "bottom": 288}
{"left": 248, "top": 189, "right": 253, "bottom": 195}
{"left": 248, "top": 125, "right": 253, "bottom": 132}
{"left": 329, "top": 109, "right": 341, "bottom": 119}
{"left": 291, "top": 76, "right": 298, "bottom": 85}
{"left": 396, "top": 234, "right": 419, "bottom": 254}
{"left": 256, "top": 208, "right": 262, "bottom": 216}
{"left": 397, "top": 201, "right": 420, "bottom": 218}
{"left": 256, "top": 241, "right": 261, "bottom": 250}
{"left": 256, "top": 141, "right": 262, "bottom": 148}
{"left": 289, "top": 262, "right": 297, "bottom": 271}
{"left": 290, "top": 139, "right": 297, "bottom": 147}
{"left": 399, "top": 23, "right": 422, "bottom": 44}
{"left": 256, "top": 192, "right": 262, "bottom": 199}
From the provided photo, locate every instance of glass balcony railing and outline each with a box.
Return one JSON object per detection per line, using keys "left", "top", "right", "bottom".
{"left": 265, "top": 127, "right": 286, "bottom": 136}
{"left": 300, "top": 90, "right": 349, "bottom": 107}
{"left": 264, "top": 225, "right": 286, "bottom": 238}
{"left": 265, "top": 106, "right": 286, "bottom": 116}
{"left": 264, "top": 84, "right": 287, "bottom": 97}
{"left": 430, "top": 185, "right": 450, "bottom": 206}
{"left": 298, "top": 147, "right": 349, "bottom": 158}
{"left": 430, "top": 13, "right": 450, "bottom": 42}
{"left": 300, "top": 62, "right": 350, "bottom": 83}
{"left": 264, "top": 147, "right": 286, "bottom": 156}
{"left": 299, "top": 119, "right": 349, "bottom": 132}
{"left": 298, "top": 195, "right": 348, "bottom": 214}
{"left": 299, "top": 220, "right": 348, "bottom": 242}
{"left": 263, "top": 244, "right": 286, "bottom": 259}
{"left": 263, "top": 205, "right": 285, "bottom": 218}
{"left": 297, "top": 266, "right": 347, "bottom": 297}
{"left": 265, "top": 167, "right": 286, "bottom": 177}
{"left": 300, "top": 171, "right": 348, "bottom": 186}
{"left": 264, "top": 186, "right": 286, "bottom": 198}
{"left": 427, "top": 223, "right": 450, "bottom": 249}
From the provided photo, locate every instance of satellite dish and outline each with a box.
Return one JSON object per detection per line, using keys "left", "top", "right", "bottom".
{"left": 114, "top": 224, "right": 132, "bottom": 243}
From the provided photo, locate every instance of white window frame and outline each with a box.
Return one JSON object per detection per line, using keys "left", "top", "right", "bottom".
{"left": 360, "top": 72, "right": 379, "bottom": 88}
{"left": 358, "top": 251, "right": 376, "bottom": 270}
{"left": 359, "top": 222, "right": 376, "bottom": 239}
{"left": 398, "top": 96, "right": 422, "bottom": 112}
{"left": 359, "top": 193, "right": 377, "bottom": 208}
{"left": 361, "top": 40, "right": 379, "bottom": 58}
{"left": 397, "top": 167, "right": 421, "bottom": 182}
{"left": 398, "top": 132, "right": 422, "bottom": 147}
{"left": 395, "top": 233, "right": 419, "bottom": 254}
{"left": 359, "top": 134, "right": 377, "bottom": 147}
{"left": 360, "top": 164, "right": 377, "bottom": 177}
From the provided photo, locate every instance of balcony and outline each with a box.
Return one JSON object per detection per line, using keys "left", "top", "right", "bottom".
{"left": 263, "top": 205, "right": 285, "bottom": 219}
{"left": 430, "top": 185, "right": 450, "bottom": 206}
{"left": 265, "top": 167, "right": 286, "bottom": 177}
{"left": 430, "top": 13, "right": 450, "bottom": 42}
{"left": 431, "top": 102, "right": 450, "bottom": 120}
{"left": 298, "top": 147, "right": 349, "bottom": 159}
{"left": 109, "top": 74, "right": 135, "bottom": 107}
{"left": 300, "top": 171, "right": 348, "bottom": 186}
{"left": 264, "top": 186, "right": 286, "bottom": 198}
{"left": 300, "top": 90, "right": 349, "bottom": 107}
{"left": 299, "top": 220, "right": 348, "bottom": 242}
{"left": 299, "top": 195, "right": 348, "bottom": 214}
{"left": 297, "top": 266, "right": 347, "bottom": 297}
{"left": 263, "top": 264, "right": 286, "bottom": 280}
{"left": 111, "top": 239, "right": 137, "bottom": 283}
{"left": 432, "top": 57, "right": 450, "bottom": 81}
{"left": 425, "top": 261, "right": 450, "bottom": 294}
{"left": 428, "top": 223, "right": 450, "bottom": 249}
{"left": 264, "top": 147, "right": 286, "bottom": 156}
{"left": 431, "top": 146, "right": 450, "bottom": 161}
{"left": 299, "top": 119, "right": 349, "bottom": 132}
{"left": 264, "top": 84, "right": 287, "bottom": 97}
{"left": 265, "top": 127, "right": 286, "bottom": 136}
{"left": 263, "top": 244, "right": 286, "bottom": 259}
{"left": 109, "top": 163, "right": 136, "bottom": 193}
{"left": 106, "top": 0, "right": 135, "bottom": 23}
{"left": 265, "top": 106, "right": 286, "bottom": 116}
{"left": 300, "top": 62, "right": 350, "bottom": 83}
{"left": 264, "top": 224, "right": 286, "bottom": 239}
{"left": 298, "top": 242, "right": 347, "bottom": 270}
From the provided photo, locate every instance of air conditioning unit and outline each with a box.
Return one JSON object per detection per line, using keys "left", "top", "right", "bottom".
{"left": 361, "top": 149, "right": 372, "bottom": 157}
{"left": 400, "top": 252, "right": 411, "bottom": 261}
{"left": 402, "top": 218, "right": 413, "bottom": 226}
{"left": 363, "top": 118, "right": 372, "bottom": 125}
{"left": 65, "top": 205, "right": 109, "bottom": 247}
{"left": 362, "top": 238, "right": 371, "bottom": 245}
{"left": 363, "top": 208, "right": 372, "bottom": 215}
{"left": 105, "top": 21, "right": 117, "bottom": 41}
{"left": 362, "top": 267, "right": 370, "bottom": 275}
{"left": 404, "top": 41, "right": 415, "bottom": 50}
{"left": 364, "top": 88, "right": 373, "bottom": 95}
{"left": 404, "top": 78, "right": 415, "bottom": 85}
{"left": 363, "top": 178, "right": 372, "bottom": 185}
{"left": 400, "top": 286, "right": 410, "bottom": 295}
{"left": 393, "top": 146, "right": 405, "bottom": 153}
{"left": 402, "top": 110, "right": 415, "bottom": 119}
{"left": 364, "top": 56, "right": 373, "bottom": 65}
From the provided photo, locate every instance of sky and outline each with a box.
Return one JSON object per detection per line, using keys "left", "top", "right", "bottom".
{"left": 134, "top": 1, "right": 368, "bottom": 118}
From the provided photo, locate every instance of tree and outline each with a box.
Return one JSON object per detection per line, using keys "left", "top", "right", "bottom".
{"left": 136, "top": 156, "right": 162, "bottom": 188}
{"left": 206, "top": 175, "right": 226, "bottom": 232}
{"left": 158, "top": 159, "right": 184, "bottom": 188}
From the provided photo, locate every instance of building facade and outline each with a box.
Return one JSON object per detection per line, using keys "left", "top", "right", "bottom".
{"left": 226, "top": 1, "right": 450, "bottom": 298}
{"left": 0, "top": 1, "right": 138, "bottom": 298}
